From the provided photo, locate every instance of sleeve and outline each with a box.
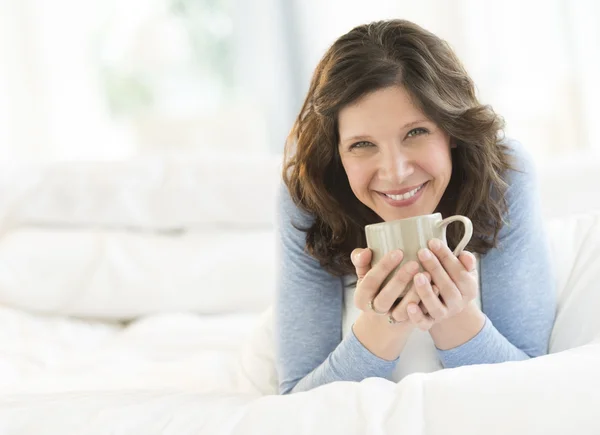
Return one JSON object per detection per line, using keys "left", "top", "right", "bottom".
{"left": 437, "top": 139, "right": 558, "bottom": 367}
{"left": 275, "top": 182, "right": 398, "bottom": 394}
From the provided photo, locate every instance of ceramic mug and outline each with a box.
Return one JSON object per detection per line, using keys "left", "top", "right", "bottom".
{"left": 365, "top": 213, "right": 473, "bottom": 297}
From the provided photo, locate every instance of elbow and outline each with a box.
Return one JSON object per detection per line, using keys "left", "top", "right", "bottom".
{"left": 523, "top": 346, "right": 549, "bottom": 359}
{"left": 520, "top": 339, "right": 551, "bottom": 359}
{"left": 278, "top": 380, "right": 299, "bottom": 395}
{"left": 279, "top": 386, "right": 292, "bottom": 395}
{"left": 527, "top": 326, "right": 554, "bottom": 358}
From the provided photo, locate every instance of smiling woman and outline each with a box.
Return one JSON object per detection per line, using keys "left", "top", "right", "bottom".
{"left": 337, "top": 86, "right": 453, "bottom": 223}
{"left": 276, "top": 19, "right": 556, "bottom": 395}
{"left": 284, "top": 20, "right": 510, "bottom": 277}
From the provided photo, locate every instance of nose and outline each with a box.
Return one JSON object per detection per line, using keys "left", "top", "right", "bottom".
{"left": 379, "top": 148, "right": 414, "bottom": 184}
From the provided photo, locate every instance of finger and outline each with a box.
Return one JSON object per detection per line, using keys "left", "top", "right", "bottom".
{"left": 406, "top": 303, "right": 424, "bottom": 323}
{"left": 355, "top": 250, "right": 403, "bottom": 310}
{"left": 389, "top": 270, "right": 432, "bottom": 321}
{"left": 456, "top": 252, "right": 479, "bottom": 301}
{"left": 390, "top": 285, "right": 421, "bottom": 322}
{"left": 372, "top": 260, "right": 419, "bottom": 313}
{"left": 426, "top": 239, "right": 465, "bottom": 284}
{"left": 458, "top": 251, "right": 477, "bottom": 273}
{"left": 418, "top": 277, "right": 437, "bottom": 315}
{"left": 351, "top": 248, "right": 373, "bottom": 280}
{"left": 407, "top": 304, "right": 435, "bottom": 331}
{"left": 414, "top": 273, "right": 448, "bottom": 321}
{"left": 418, "top": 244, "right": 461, "bottom": 310}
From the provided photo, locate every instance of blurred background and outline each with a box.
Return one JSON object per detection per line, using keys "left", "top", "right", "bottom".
{"left": 1, "top": 0, "right": 600, "bottom": 163}
{"left": 0, "top": 0, "right": 598, "bottom": 402}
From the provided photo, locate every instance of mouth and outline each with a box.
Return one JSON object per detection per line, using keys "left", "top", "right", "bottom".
{"left": 376, "top": 181, "right": 428, "bottom": 207}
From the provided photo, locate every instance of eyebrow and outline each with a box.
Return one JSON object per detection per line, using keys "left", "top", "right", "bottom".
{"left": 340, "top": 119, "right": 430, "bottom": 145}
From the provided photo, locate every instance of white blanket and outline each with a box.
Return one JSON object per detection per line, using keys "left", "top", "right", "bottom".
{"left": 0, "top": 343, "right": 598, "bottom": 434}
{"left": 0, "top": 212, "right": 599, "bottom": 434}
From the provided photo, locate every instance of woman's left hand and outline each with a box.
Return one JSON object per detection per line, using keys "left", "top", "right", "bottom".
{"left": 397, "top": 238, "right": 479, "bottom": 331}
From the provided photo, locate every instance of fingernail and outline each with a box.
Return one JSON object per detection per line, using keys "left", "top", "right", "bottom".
{"left": 391, "top": 250, "right": 401, "bottom": 261}
{"left": 419, "top": 249, "right": 431, "bottom": 260}
{"left": 355, "top": 251, "right": 363, "bottom": 261}
{"left": 415, "top": 273, "right": 426, "bottom": 285}
{"left": 429, "top": 239, "right": 441, "bottom": 251}
{"left": 406, "top": 261, "right": 419, "bottom": 274}
{"left": 408, "top": 305, "right": 418, "bottom": 314}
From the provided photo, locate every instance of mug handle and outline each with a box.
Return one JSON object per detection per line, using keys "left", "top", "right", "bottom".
{"left": 435, "top": 215, "right": 473, "bottom": 256}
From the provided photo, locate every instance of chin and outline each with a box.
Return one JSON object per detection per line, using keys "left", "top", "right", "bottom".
{"left": 376, "top": 199, "right": 436, "bottom": 222}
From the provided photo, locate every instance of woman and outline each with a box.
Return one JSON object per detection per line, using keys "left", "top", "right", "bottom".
{"left": 276, "top": 19, "right": 556, "bottom": 395}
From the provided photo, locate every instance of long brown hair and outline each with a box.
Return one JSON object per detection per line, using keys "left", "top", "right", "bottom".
{"left": 283, "top": 19, "right": 512, "bottom": 277}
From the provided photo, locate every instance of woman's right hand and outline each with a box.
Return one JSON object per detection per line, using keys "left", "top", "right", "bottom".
{"left": 350, "top": 248, "right": 422, "bottom": 360}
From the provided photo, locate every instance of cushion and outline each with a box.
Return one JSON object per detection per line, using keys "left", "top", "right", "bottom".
{"left": 0, "top": 228, "right": 276, "bottom": 318}
{"left": 546, "top": 212, "right": 600, "bottom": 351}
{"left": 0, "top": 151, "right": 282, "bottom": 231}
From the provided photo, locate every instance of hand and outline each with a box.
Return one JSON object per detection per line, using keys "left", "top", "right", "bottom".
{"left": 394, "top": 239, "right": 479, "bottom": 331}
{"left": 349, "top": 247, "right": 422, "bottom": 360}
{"left": 351, "top": 248, "right": 423, "bottom": 322}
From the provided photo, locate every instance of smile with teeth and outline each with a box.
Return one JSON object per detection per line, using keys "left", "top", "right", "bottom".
{"left": 383, "top": 183, "right": 425, "bottom": 201}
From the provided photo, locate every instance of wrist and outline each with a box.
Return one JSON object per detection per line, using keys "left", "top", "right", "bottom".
{"left": 353, "top": 312, "right": 414, "bottom": 361}
{"left": 430, "top": 302, "right": 485, "bottom": 350}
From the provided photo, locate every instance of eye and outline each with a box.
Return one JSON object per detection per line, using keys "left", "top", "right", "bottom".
{"left": 406, "top": 127, "right": 429, "bottom": 138}
{"left": 348, "top": 141, "right": 374, "bottom": 150}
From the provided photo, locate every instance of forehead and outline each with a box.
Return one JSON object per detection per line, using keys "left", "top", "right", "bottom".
{"left": 338, "top": 86, "right": 426, "bottom": 136}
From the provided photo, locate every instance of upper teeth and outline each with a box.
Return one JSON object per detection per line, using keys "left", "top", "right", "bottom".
{"left": 385, "top": 184, "right": 424, "bottom": 201}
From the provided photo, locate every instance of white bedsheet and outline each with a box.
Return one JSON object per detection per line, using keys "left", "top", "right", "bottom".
{"left": 0, "top": 306, "right": 258, "bottom": 396}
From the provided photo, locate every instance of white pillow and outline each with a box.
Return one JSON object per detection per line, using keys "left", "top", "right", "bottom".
{"left": 547, "top": 212, "right": 600, "bottom": 352}
{"left": 0, "top": 151, "right": 282, "bottom": 231}
{"left": 537, "top": 151, "right": 600, "bottom": 219}
{"left": 0, "top": 228, "right": 275, "bottom": 318}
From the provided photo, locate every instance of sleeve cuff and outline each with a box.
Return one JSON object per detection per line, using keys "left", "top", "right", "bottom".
{"left": 436, "top": 315, "right": 494, "bottom": 368}
{"left": 327, "top": 325, "right": 398, "bottom": 381}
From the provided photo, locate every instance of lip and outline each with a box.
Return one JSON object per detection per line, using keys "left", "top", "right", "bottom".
{"left": 378, "top": 183, "right": 427, "bottom": 196}
{"left": 377, "top": 182, "right": 428, "bottom": 207}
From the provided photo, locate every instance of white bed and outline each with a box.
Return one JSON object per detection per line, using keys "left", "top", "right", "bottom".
{"left": 0, "top": 150, "right": 599, "bottom": 434}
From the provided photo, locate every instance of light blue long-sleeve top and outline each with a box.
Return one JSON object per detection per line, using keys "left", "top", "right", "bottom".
{"left": 275, "top": 139, "right": 557, "bottom": 395}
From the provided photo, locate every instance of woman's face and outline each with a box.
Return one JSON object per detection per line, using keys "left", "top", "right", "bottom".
{"left": 338, "top": 85, "right": 453, "bottom": 222}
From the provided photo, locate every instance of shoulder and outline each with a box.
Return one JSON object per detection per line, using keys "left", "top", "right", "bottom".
{"left": 277, "top": 181, "right": 316, "bottom": 232}
{"left": 495, "top": 138, "right": 544, "bottom": 236}
{"left": 500, "top": 137, "right": 538, "bottom": 187}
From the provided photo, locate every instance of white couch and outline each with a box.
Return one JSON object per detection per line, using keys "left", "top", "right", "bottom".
{"left": 0, "top": 149, "right": 598, "bottom": 434}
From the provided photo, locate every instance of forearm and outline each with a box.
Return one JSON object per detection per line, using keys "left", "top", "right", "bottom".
{"left": 431, "top": 303, "right": 531, "bottom": 368}
{"left": 286, "top": 321, "right": 406, "bottom": 394}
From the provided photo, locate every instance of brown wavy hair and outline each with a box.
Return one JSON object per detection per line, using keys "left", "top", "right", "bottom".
{"left": 283, "top": 19, "right": 513, "bottom": 277}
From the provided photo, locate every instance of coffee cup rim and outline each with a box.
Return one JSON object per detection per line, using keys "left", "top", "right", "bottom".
{"left": 365, "top": 212, "right": 442, "bottom": 230}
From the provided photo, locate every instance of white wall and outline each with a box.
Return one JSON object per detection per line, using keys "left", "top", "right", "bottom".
{"left": 291, "top": 0, "right": 600, "bottom": 159}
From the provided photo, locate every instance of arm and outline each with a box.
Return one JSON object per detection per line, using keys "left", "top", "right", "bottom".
{"left": 275, "top": 183, "right": 398, "bottom": 394}
{"left": 435, "top": 139, "right": 557, "bottom": 367}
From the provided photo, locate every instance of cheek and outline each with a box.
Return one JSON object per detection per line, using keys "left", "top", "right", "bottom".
{"left": 421, "top": 147, "right": 452, "bottom": 181}
{"left": 343, "top": 161, "right": 371, "bottom": 195}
